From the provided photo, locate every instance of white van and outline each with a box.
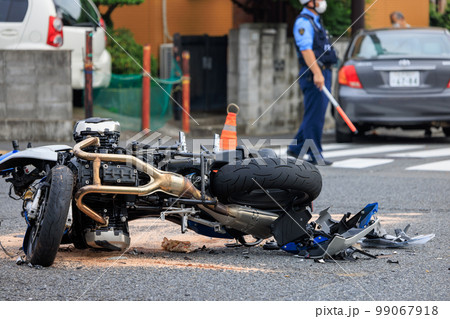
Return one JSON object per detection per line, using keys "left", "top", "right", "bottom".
{"left": 0, "top": 0, "right": 111, "bottom": 90}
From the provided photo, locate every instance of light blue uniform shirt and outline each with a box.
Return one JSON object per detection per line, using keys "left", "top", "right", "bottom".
{"left": 293, "top": 7, "right": 322, "bottom": 51}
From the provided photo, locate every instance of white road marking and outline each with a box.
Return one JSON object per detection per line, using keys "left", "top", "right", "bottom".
{"left": 323, "top": 145, "right": 424, "bottom": 159}
{"left": 389, "top": 147, "right": 450, "bottom": 158}
{"left": 273, "top": 143, "right": 350, "bottom": 157}
{"left": 406, "top": 160, "right": 450, "bottom": 172}
{"left": 322, "top": 143, "right": 352, "bottom": 151}
{"left": 273, "top": 147, "right": 287, "bottom": 157}
{"left": 332, "top": 158, "right": 394, "bottom": 169}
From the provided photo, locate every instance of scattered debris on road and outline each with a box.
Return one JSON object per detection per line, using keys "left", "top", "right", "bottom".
{"left": 361, "top": 223, "right": 435, "bottom": 249}
{"left": 161, "top": 237, "right": 192, "bottom": 253}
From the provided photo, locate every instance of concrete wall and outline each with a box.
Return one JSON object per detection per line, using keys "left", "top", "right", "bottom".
{"left": 228, "top": 23, "right": 302, "bottom": 136}
{"left": 0, "top": 50, "right": 72, "bottom": 141}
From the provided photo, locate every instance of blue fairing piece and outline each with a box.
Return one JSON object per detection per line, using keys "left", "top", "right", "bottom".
{"left": 187, "top": 220, "right": 233, "bottom": 239}
{"left": 281, "top": 236, "right": 329, "bottom": 254}
{"left": 0, "top": 150, "right": 18, "bottom": 175}
{"left": 0, "top": 149, "right": 18, "bottom": 161}
{"left": 359, "top": 203, "right": 378, "bottom": 228}
{"left": 281, "top": 242, "right": 299, "bottom": 254}
{"left": 280, "top": 203, "right": 379, "bottom": 255}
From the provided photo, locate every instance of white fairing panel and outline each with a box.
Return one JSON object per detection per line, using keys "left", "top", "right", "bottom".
{"left": 0, "top": 145, "right": 71, "bottom": 170}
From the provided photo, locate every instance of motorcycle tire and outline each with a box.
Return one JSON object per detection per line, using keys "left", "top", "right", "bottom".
{"left": 210, "top": 158, "right": 322, "bottom": 209}
{"left": 25, "top": 165, "right": 74, "bottom": 267}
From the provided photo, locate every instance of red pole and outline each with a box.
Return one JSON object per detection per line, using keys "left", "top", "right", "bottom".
{"left": 84, "top": 30, "right": 93, "bottom": 118}
{"left": 142, "top": 44, "right": 151, "bottom": 130}
{"left": 182, "top": 51, "right": 190, "bottom": 133}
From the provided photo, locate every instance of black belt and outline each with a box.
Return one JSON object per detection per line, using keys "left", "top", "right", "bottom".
{"left": 300, "top": 64, "right": 332, "bottom": 70}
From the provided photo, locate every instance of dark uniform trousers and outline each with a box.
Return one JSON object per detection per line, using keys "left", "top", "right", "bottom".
{"left": 289, "top": 66, "right": 332, "bottom": 157}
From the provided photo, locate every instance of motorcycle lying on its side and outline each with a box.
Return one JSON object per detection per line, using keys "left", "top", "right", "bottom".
{"left": 0, "top": 118, "right": 379, "bottom": 266}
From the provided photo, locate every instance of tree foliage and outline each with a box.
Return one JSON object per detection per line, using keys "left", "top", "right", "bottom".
{"left": 430, "top": 3, "right": 450, "bottom": 30}
{"left": 321, "top": 0, "right": 352, "bottom": 37}
{"left": 107, "top": 28, "right": 157, "bottom": 75}
{"left": 92, "top": 0, "right": 144, "bottom": 28}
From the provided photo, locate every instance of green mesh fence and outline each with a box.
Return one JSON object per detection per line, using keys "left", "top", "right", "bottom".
{"left": 93, "top": 60, "right": 182, "bottom": 131}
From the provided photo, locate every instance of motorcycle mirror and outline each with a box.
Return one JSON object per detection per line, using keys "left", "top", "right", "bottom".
{"left": 12, "top": 140, "right": 19, "bottom": 151}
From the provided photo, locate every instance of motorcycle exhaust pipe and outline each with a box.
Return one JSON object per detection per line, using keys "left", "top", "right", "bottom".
{"left": 199, "top": 204, "right": 278, "bottom": 239}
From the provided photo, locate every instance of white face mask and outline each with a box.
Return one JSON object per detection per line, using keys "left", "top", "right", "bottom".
{"left": 315, "top": 0, "right": 327, "bottom": 14}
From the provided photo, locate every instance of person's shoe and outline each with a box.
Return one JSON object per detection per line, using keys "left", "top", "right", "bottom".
{"left": 306, "top": 157, "right": 333, "bottom": 166}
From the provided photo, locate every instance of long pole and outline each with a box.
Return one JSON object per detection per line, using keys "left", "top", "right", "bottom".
{"left": 182, "top": 51, "right": 191, "bottom": 133}
{"left": 322, "top": 86, "right": 358, "bottom": 134}
{"left": 84, "top": 30, "right": 93, "bottom": 118}
{"left": 142, "top": 44, "right": 151, "bottom": 130}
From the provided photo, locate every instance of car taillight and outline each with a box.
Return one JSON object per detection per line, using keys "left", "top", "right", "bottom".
{"left": 100, "top": 18, "right": 107, "bottom": 42}
{"left": 47, "top": 16, "right": 63, "bottom": 47}
{"left": 338, "top": 65, "right": 363, "bottom": 89}
{"left": 447, "top": 79, "right": 450, "bottom": 89}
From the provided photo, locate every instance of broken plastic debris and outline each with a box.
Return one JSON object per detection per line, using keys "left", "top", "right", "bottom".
{"left": 361, "top": 224, "right": 435, "bottom": 249}
{"left": 161, "top": 237, "right": 192, "bottom": 253}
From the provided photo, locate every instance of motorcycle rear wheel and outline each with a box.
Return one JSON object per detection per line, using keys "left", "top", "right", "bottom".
{"left": 25, "top": 165, "right": 74, "bottom": 267}
{"left": 211, "top": 157, "right": 322, "bottom": 209}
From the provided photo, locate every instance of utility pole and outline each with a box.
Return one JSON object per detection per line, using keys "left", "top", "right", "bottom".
{"left": 181, "top": 51, "right": 191, "bottom": 133}
{"left": 142, "top": 44, "right": 151, "bottom": 130}
{"left": 351, "top": 0, "right": 365, "bottom": 36}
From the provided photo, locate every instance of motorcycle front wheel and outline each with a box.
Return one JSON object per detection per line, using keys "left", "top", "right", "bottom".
{"left": 210, "top": 157, "right": 322, "bottom": 210}
{"left": 25, "top": 165, "right": 74, "bottom": 267}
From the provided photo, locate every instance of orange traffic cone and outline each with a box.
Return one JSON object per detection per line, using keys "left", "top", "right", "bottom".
{"left": 220, "top": 103, "right": 239, "bottom": 150}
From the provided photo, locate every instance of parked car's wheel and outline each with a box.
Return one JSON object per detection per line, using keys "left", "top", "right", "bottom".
{"left": 24, "top": 165, "right": 74, "bottom": 267}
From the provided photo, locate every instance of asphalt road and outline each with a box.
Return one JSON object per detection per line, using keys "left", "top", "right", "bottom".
{"left": 0, "top": 130, "right": 449, "bottom": 301}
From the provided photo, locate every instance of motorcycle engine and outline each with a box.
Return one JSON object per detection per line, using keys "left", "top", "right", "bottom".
{"left": 73, "top": 117, "right": 121, "bottom": 150}
{"left": 72, "top": 118, "right": 133, "bottom": 251}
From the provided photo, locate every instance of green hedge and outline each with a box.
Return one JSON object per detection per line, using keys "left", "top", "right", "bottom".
{"left": 107, "top": 28, "right": 158, "bottom": 75}
{"left": 430, "top": 5, "right": 450, "bottom": 30}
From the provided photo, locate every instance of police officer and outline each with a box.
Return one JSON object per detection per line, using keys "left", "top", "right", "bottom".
{"left": 287, "top": 0, "right": 337, "bottom": 165}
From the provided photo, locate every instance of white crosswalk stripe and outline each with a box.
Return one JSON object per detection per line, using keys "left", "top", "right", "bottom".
{"left": 332, "top": 158, "right": 394, "bottom": 169}
{"left": 390, "top": 147, "right": 450, "bottom": 158}
{"left": 406, "top": 160, "right": 450, "bottom": 172}
{"left": 322, "top": 145, "right": 424, "bottom": 159}
{"left": 322, "top": 143, "right": 352, "bottom": 151}
{"left": 273, "top": 143, "right": 450, "bottom": 171}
